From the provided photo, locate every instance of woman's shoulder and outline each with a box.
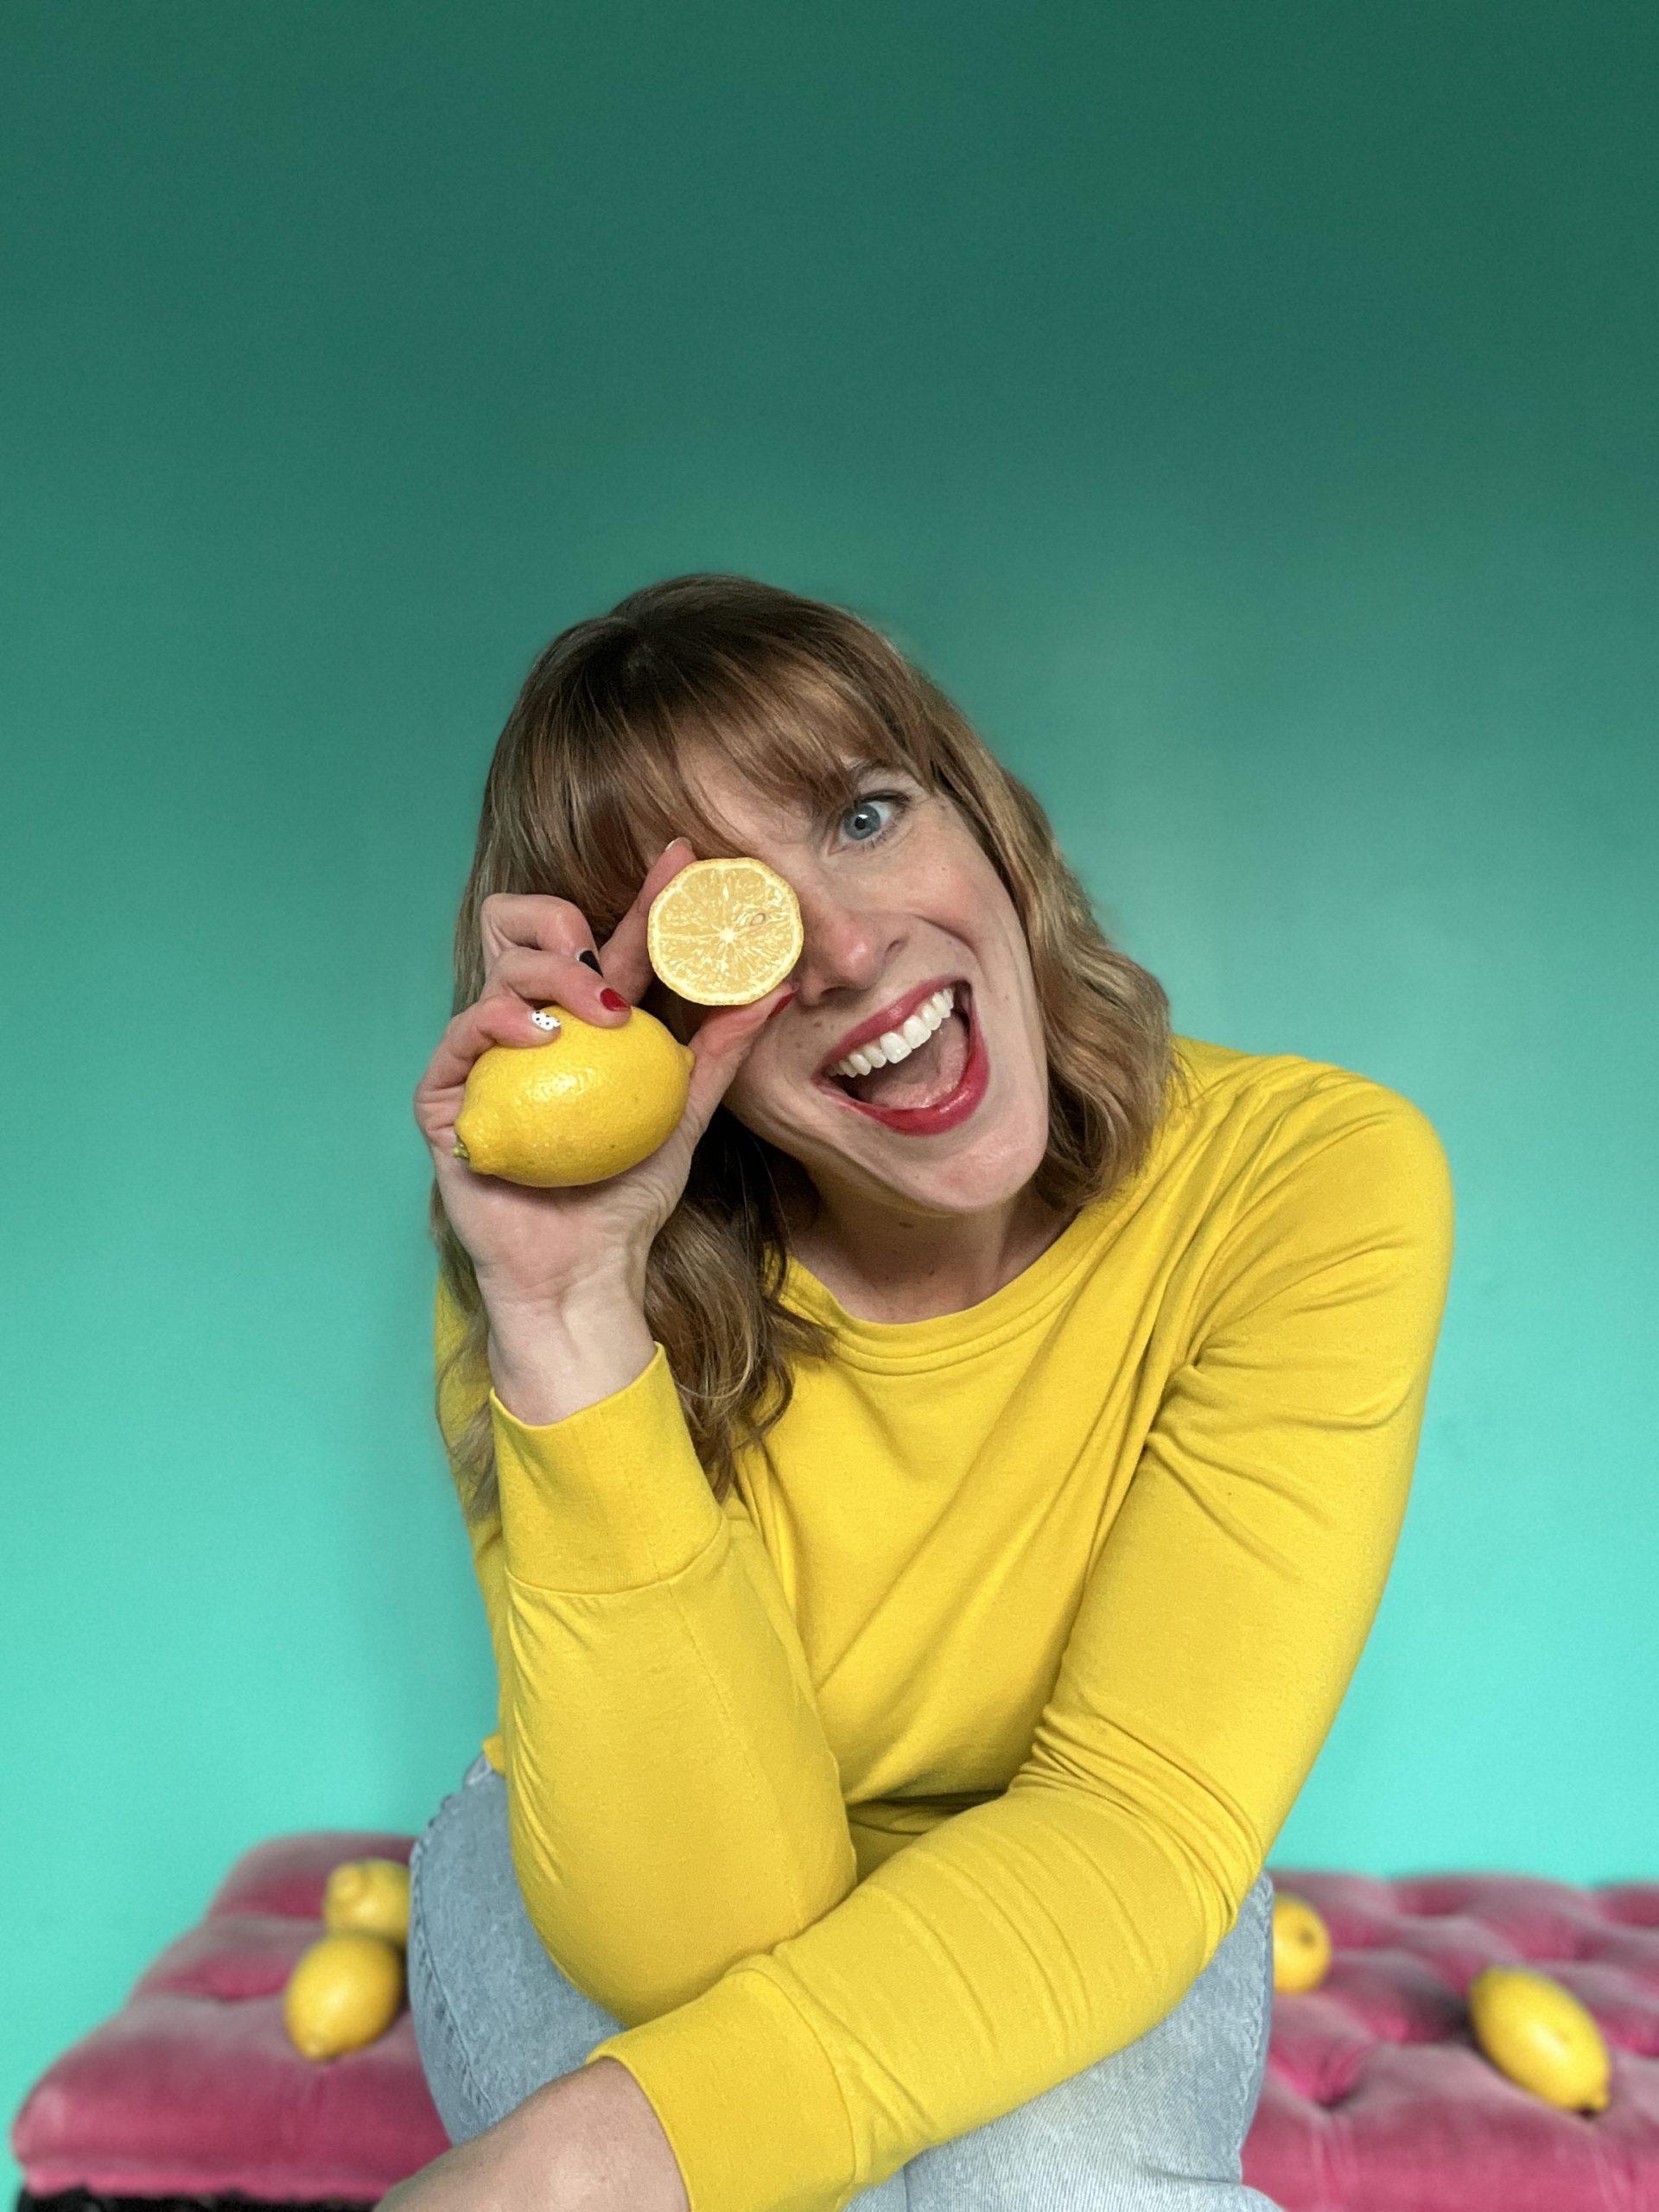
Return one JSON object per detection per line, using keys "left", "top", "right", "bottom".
{"left": 1166, "top": 1033, "right": 1451, "bottom": 1193}
{"left": 1167, "top": 1035, "right": 1451, "bottom": 1247}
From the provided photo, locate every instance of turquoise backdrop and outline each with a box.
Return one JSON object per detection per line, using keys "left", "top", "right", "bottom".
{"left": 3, "top": 1, "right": 1655, "bottom": 2174}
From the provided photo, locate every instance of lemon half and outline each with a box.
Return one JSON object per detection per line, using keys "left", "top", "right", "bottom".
{"left": 454, "top": 1003, "right": 695, "bottom": 1187}
{"left": 646, "top": 857, "right": 803, "bottom": 1006}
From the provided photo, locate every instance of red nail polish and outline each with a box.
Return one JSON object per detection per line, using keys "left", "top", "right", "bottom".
{"left": 600, "top": 988, "right": 629, "bottom": 1011}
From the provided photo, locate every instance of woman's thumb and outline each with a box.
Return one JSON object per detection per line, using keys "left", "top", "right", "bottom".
{"left": 681, "top": 981, "right": 798, "bottom": 1128}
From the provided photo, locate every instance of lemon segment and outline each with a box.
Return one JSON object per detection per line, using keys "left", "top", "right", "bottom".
{"left": 454, "top": 1003, "right": 695, "bottom": 1187}
{"left": 1468, "top": 1965, "right": 1612, "bottom": 2112}
{"left": 1271, "top": 1892, "right": 1332, "bottom": 1993}
{"left": 646, "top": 857, "right": 803, "bottom": 1005}
{"left": 321, "top": 1858, "right": 410, "bottom": 1945}
{"left": 283, "top": 1932, "right": 404, "bottom": 2060}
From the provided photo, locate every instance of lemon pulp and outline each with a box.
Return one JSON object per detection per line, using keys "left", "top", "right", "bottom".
{"left": 646, "top": 857, "right": 803, "bottom": 1005}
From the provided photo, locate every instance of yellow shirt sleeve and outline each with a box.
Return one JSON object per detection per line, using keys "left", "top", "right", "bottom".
{"left": 576, "top": 1081, "right": 1455, "bottom": 2212}
{"left": 433, "top": 1280, "right": 860, "bottom": 2023}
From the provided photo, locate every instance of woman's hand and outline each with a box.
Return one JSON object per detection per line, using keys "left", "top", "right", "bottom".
{"left": 413, "top": 837, "right": 795, "bottom": 1319}
{"left": 378, "top": 2059, "right": 689, "bottom": 2212}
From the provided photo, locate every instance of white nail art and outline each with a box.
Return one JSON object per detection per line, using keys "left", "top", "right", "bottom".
{"left": 530, "top": 1009, "right": 561, "bottom": 1033}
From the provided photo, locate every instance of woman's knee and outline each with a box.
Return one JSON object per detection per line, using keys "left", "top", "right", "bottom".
{"left": 901, "top": 1870, "right": 1277, "bottom": 2210}
{"left": 408, "top": 1759, "right": 626, "bottom": 2142}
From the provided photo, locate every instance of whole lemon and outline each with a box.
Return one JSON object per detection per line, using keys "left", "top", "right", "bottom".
{"left": 1468, "top": 1965, "right": 1611, "bottom": 2112}
{"left": 321, "top": 1858, "right": 410, "bottom": 1945}
{"left": 1272, "top": 1891, "right": 1332, "bottom": 1993}
{"left": 283, "top": 1932, "right": 404, "bottom": 2061}
{"left": 453, "top": 1003, "right": 695, "bottom": 1187}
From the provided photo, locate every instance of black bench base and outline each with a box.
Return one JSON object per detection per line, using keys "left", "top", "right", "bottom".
{"left": 20, "top": 2194, "right": 372, "bottom": 2212}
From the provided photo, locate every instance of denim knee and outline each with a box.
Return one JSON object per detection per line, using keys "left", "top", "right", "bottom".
{"left": 899, "top": 1870, "right": 1279, "bottom": 2211}
{"left": 408, "top": 1758, "right": 625, "bottom": 2143}
{"left": 411, "top": 1769, "right": 1278, "bottom": 2207}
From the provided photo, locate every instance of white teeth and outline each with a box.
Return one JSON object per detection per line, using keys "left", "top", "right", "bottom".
{"left": 827, "top": 984, "right": 960, "bottom": 1081}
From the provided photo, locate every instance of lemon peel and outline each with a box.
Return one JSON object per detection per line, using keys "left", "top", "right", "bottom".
{"left": 321, "top": 1859, "right": 410, "bottom": 1945}
{"left": 1469, "top": 1964, "right": 1612, "bottom": 2113}
{"left": 454, "top": 1002, "right": 694, "bottom": 1187}
{"left": 283, "top": 1932, "right": 404, "bottom": 2061}
{"left": 1271, "top": 1891, "right": 1332, "bottom": 1993}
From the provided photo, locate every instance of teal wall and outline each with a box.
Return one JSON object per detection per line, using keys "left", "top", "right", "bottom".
{"left": 3, "top": 1, "right": 1655, "bottom": 2173}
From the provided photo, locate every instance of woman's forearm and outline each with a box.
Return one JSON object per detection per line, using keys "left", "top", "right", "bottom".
{"left": 477, "top": 1285, "right": 858, "bottom": 2025}
{"left": 484, "top": 1269, "right": 655, "bottom": 1427}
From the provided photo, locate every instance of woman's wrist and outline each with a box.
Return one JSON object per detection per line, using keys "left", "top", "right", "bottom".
{"left": 483, "top": 1273, "right": 655, "bottom": 1427}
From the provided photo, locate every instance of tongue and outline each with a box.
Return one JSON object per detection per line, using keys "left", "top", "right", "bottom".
{"left": 846, "top": 1011, "right": 969, "bottom": 1110}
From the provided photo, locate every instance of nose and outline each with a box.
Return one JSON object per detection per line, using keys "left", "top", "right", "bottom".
{"left": 787, "top": 882, "right": 902, "bottom": 1010}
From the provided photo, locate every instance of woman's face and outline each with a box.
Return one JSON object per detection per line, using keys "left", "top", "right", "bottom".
{"left": 674, "top": 748, "right": 1051, "bottom": 1223}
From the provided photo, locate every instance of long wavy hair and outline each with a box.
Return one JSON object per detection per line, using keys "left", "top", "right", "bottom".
{"left": 432, "top": 575, "right": 1179, "bottom": 1519}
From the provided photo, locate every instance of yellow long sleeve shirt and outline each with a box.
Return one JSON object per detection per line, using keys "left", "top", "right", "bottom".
{"left": 432, "top": 1035, "right": 1455, "bottom": 2212}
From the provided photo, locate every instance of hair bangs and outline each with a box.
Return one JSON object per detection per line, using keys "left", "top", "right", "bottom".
{"left": 545, "top": 631, "right": 935, "bottom": 928}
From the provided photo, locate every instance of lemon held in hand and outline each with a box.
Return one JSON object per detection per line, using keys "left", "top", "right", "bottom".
{"left": 1271, "top": 1892, "right": 1332, "bottom": 1993}
{"left": 322, "top": 1857, "right": 410, "bottom": 1945}
{"left": 1469, "top": 1964, "right": 1612, "bottom": 2113}
{"left": 283, "top": 1932, "right": 404, "bottom": 2060}
{"left": 454, "top": 1002, "right": 695, "bottom": 1188}
{"left": 647, "top": 856, "right": 803, "bottom": 1006}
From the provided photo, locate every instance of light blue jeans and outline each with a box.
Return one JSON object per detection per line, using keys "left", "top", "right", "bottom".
{"left": 408, "top": 1757, "right": 1281, "bottom": 2209}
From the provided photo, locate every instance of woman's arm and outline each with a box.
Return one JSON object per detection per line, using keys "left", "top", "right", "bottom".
{"left": 568, "top": 1079, "right": 1457, "bottom": 2212}
{"left": 377, "top": 2058, "right": 688, "bottom": 2212}
{"left": 438, "top": 1273, "right": 859, "bottom": 2023}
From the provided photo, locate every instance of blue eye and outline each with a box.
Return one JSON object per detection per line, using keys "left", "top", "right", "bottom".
{"left": 839, "top": 791, "right": 905, "bottom": 847}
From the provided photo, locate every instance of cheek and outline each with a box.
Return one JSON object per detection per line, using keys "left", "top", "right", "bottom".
{"left": 718, "top": 1056, "right": 782, "bottom": 1135}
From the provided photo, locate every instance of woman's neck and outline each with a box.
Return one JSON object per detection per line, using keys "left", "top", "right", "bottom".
{"left": 785, "top": 1181, "right": 1076, "bottom": 1325}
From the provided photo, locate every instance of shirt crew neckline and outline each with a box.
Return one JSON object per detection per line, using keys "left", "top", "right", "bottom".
{"left": 777, "top": 1036, "right": 1212, "bottom": 1373}
{"left": 779, "top": 1180, "right": 1132, "bottom": 1373}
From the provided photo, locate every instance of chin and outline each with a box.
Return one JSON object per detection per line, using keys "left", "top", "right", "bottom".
{"left": 818, "top": 1094, "right": 1051, "bottom": 1215}
{"left": 899, "top": 1131, "right": 1049, "bottom": 1211}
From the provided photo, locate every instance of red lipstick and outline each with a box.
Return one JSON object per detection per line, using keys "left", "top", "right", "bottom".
{"left": 815, "top": 986, "right": 989, "bottom": 1136}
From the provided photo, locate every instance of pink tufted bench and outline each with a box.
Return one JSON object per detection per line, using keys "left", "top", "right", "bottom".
{"left": 12, "top": 1838, "right": 1659, "bottom": 2210}
{"left": 1246, "top": 1866, "right": 1659, "bottom": 2209}
{"left": 11, "top": 1834, "right": 448, "bottom": 2209}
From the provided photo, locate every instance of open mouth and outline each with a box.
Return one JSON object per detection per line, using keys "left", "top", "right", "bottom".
{"left": 814, "top": 981, "right": 988, "bottom": 1134}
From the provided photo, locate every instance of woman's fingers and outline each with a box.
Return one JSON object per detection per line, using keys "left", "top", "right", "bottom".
{"left": 594, "top": 838, "right": 696, "bottom": 1001}
{"left": 478, "top": 890, "right": 636, "bottom": 1033}
{"left": 412, "top": 991, "right": 551, "bottom": 1151}
{"left": 487, "top": 945, "right": 629, "bottom": 1027}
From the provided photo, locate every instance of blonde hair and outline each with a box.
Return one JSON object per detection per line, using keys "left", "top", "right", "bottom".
{"left": 432, "top": 575, "right": 1179, "bottom": 1516}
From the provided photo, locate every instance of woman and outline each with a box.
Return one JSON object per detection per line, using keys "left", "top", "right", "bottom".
{"left": 397, "top": 575, "right": 1454, "bottom": 2212}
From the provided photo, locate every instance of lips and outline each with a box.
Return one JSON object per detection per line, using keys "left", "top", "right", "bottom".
{"left": 814, "top": 973, "right": 995, "bottom": 1132}
{"left": 816, "top": 974, "right": 967, "bottom": 1077}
